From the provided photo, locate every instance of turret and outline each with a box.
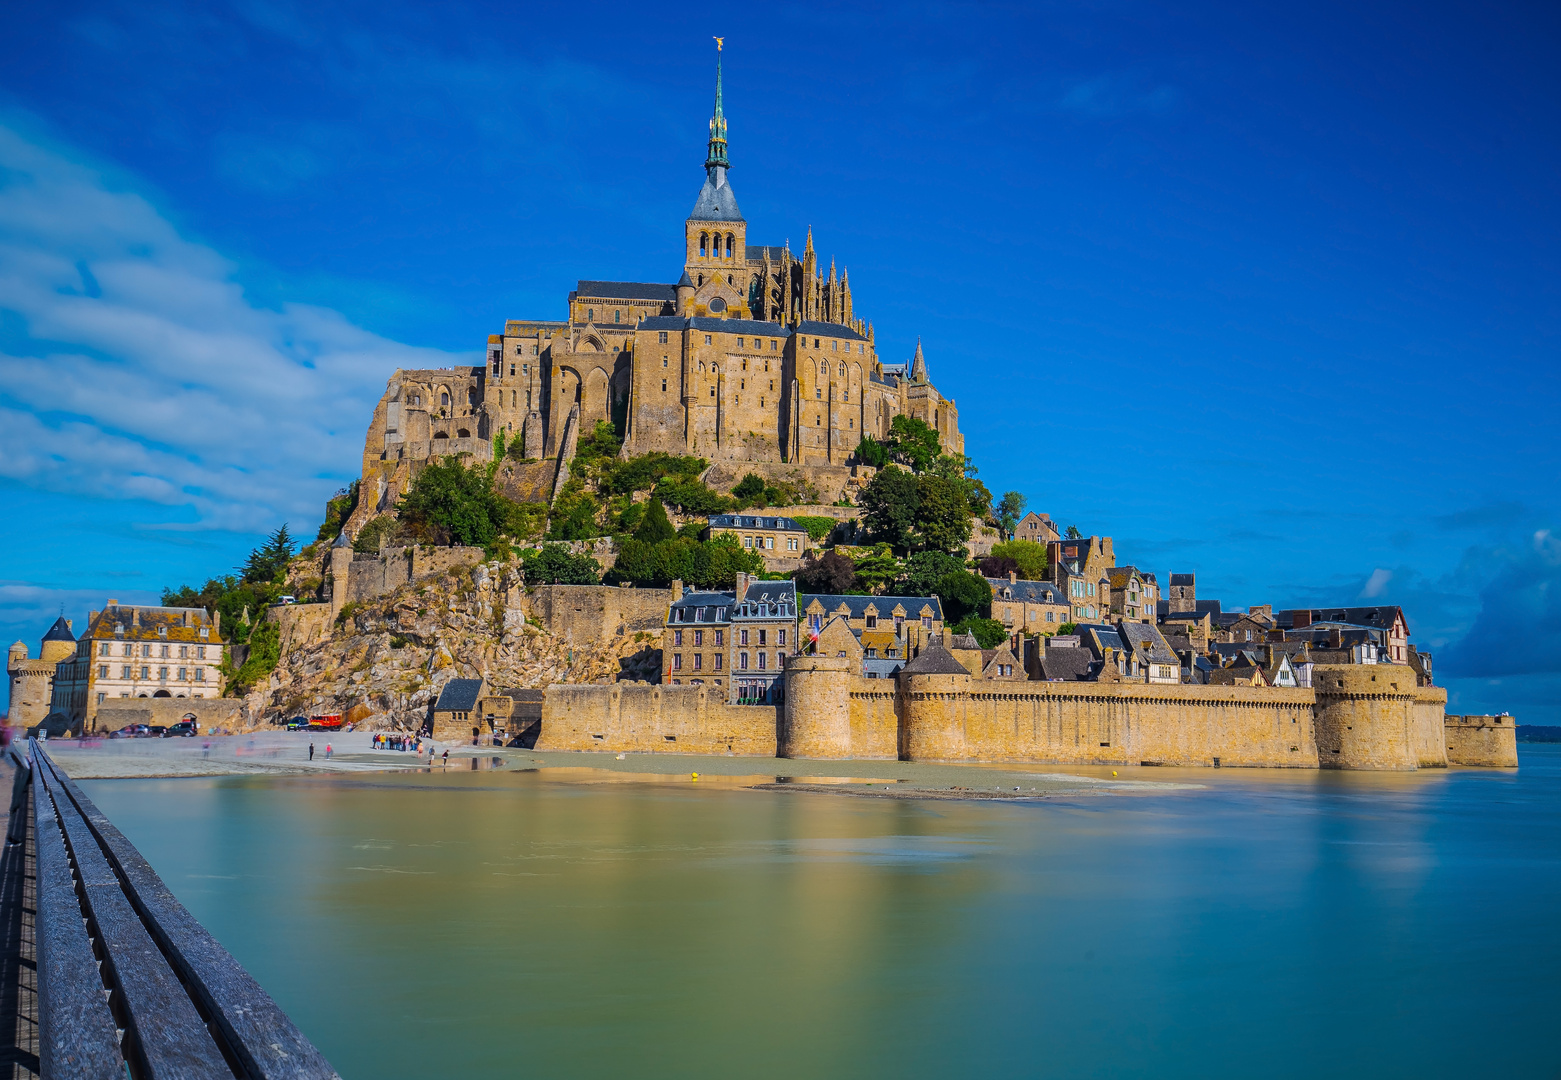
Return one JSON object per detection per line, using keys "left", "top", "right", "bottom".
{"left": 896, "top": 639, "right": 973, "bottom": 760}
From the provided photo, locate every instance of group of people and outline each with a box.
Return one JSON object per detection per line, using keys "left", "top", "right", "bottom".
{"left": 373, "top": 733, "right": 421, "bottom": 752}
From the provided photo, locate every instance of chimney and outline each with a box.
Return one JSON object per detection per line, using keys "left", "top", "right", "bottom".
{"left": 1329, "top": 627, "right": 1342, "bottom": 649}
{"left": 107, "top": 599, "right": 118, "bottom": 606}
{"left": 89, "top": 610, "right": 99, "bottom": 626}
{"left": 213, "top": 610, "right": 221, "bottom": 634}
{"left": 65, "top": 619, "right": 73, "bottom": 632}
{"left": 131, "top": 608, "right": 140, "bottom": 627}
{"left": 1293, "top": 610, "right": 1312, "bottom": 629}
{"left": 671, "top": 579, "right": 684, "bottom": 603}
{"left": 1009, "top": 570, "right": 1017, "bottom": 585}
{"left": 735, "top": 572, "right": 751, "bottom": 602}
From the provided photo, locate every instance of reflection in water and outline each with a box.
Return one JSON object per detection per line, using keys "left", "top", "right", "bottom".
{"left": 83, "top": 748, "right": 1561, "bottom": 1080}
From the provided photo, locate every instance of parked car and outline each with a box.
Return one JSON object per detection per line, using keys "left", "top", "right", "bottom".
{"left": 165, "top": 721, "right": 197, "bottom": 737}
{"left": 111, "top": 723, "right": 150, "bottom": 739}
{"left": 144, "top": 725, "right": 167, "bottom": 738}
{"left": 285, "top": 717, "right": 310, "bottom": 731}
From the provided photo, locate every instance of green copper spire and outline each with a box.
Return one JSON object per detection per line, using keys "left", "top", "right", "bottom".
{"left": 705, "top": 40, "right": 730, "bottom": 174}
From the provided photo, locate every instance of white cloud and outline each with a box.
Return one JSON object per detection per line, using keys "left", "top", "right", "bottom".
{"left": 1359, "top": 567, "right": 1393, "bottom": 598}
{"left": 0, "top": 122, "right": 468, "bottom": 532}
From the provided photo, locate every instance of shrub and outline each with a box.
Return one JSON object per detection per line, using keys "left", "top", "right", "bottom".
{"left": 521, "top": 544, "right": 602, "bottom": 585}
{"left": 352, "top": 515, "right": 396, "bottom": 554}
{"left": 791, "top": 516, "right": 838, "bottom": 542}
{"left": 794, "top": 550, "right": 862, "bottom": 594}
{"left": 985, "top": 540, "right": 1048, "bottom": 581}
{"left": 952, "top": 617, "right": 1009, "bottom": 649}
{"left": 934, "top": 569, "right": 992, "bottom": 623}
{"left": 633, "top": 496, "right": 676, "bottom": 544}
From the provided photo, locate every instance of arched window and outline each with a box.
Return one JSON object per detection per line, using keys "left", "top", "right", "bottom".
{"left": 700, "top": 232, "right": 708, "bottom": 257}
{"left": 457, "top": 428, "right": 470, "bottom": 438}
{"left": 839, "top": 363, "right": 846, "bottom": 377}
{"left": 587, "top": 308, "right": 594, "bottom": 323}
{"left": 614, "top": 310, "right": 621, "bottom": 323}
{"left": 726, "top": 233, "right": 734, "bottom": 258}
{"left": 440, "top": 392, "right": 449, "bottom": 408}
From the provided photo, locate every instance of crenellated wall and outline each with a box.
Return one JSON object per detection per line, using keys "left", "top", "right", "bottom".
{"left": 897, "top": 670, "right": 1318, "bottom": 767}
{"left": 537, "top": 683, "right": 777, "bottom": 756}
{"left": 1444, "top": 715, "right": 1520, "bottom": 767}
{"left": 1312, "top": 665, "right": 1421, "bottom": 771}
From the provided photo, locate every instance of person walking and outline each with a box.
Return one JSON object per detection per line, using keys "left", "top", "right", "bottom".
{"left": 308, "top": 742, "right": 315, "bottom": 761}
{"left": 325, "top": 743, "right": 333, "bottom": 760}
{"left": 441, "top": 749, "right": 449, "bottom": 767}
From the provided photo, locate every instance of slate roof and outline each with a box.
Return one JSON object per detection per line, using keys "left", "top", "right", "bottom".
{"left": 84, "top": 605, "right": 220, "bottom": 644}
{"left": 637, "top": 316, "right": 792, "bottom": 337}
{"left": 801, "top": 594, "right": 945, "bottom": 621}
{"left": 1075, "top": 624, "right": 1125, "bottom": 658}
{"left": 987, "top": 578, "right": 1066, "bottom": 605}
{"left": 1170, "top": 573, "right": 1195, "bottom": 587}
{"left": 1038, "top": 648, "right": 1094, "bottom": 681}
{"left": 668, "top": 591, "right": 735, "bottom": 623}
{"left": 734, "top": 579, "right": 797, "bottom": 620}
{"left": 42, "top": 616, "right": 75, "bottom": 643}
{"left": 435, "top": 679, "right": 484, "bottom": 712}
{"left": 795, "top": 320, "right": 868, "bottom": 342}
{"left": 573, "top": 281, "right": 677, "bottom": 302}
{"left": 1118, "top": 621, "right": 1178, "bottom": 665}
{"left": 690, "top": 172, "right": 744, "bottom": 222}
{"left": 709, "top": 514, "right": 806, "bottom": 532}
{"left": 948, "top": 632, "right": 982, "bottom": 650}
{"left": 746, "top": 245, "right": 788, "bottom": 261}
{"left": 900, "top": 643, "right": 971, "bottom": 676}
{"left": 1275, "top": 606, "right": 1408, "bottom": 633}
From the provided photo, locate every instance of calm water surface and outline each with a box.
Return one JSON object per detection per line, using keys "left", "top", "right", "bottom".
{"left": 84, "top": 749, "right": 1561, "bottom": 1079}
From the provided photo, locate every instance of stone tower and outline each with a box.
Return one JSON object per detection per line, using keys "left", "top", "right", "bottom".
{"left": 7, "top": 616, "right": 75, "bottom": 728}
{"left": 1168, "top": 573, "right": 1196, "bottom": 614}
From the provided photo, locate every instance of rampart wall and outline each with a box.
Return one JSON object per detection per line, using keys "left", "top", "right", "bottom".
{"left": 1410, "top": 686, "right": 1450, "bottom": 768}
{"left": 522, "top": 585, "right": 671, "bottom": 644}
{"left": 895, "top": 673, "right": 1319, "bottom": 768}
{"left": 93, "top": 697, "right": 245, "bottom": 733}
{"left": 536, "top": 683, "right": 777, "bottom": 756}
{"left": 1445, "top": 715, "right": 1520, "bottom": 767}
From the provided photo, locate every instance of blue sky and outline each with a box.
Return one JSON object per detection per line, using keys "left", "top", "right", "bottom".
{"left": 1, "top": 1, "right": 1557, "bottom": 719}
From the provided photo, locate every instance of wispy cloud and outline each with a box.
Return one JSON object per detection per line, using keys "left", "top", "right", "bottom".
{"left": 1359, "top": 568, "right": 1393, "bottom": 598}
{"left": 0, "top": 121, "right": 467, "bottom": 533}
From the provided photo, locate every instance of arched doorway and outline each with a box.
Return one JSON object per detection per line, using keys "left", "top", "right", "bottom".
{"left": 153, "top": 689, "right": 171, "bottom": 698}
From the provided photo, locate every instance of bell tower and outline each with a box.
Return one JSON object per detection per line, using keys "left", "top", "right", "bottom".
{"left": 684, "top": 39, "right": 747, "bottom": 306}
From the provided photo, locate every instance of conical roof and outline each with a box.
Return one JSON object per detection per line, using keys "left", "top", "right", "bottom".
{"left": 910, "top": 339, "right": 928, "bottom": 383}
{"left": 42, "top": 615, "right": 75, "bottom": 643}
{"left": 900, "top": 642, "right": 971, "bottom": 676}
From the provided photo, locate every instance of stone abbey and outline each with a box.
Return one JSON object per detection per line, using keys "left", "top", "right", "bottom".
{"left": 353, "top": 51, "right": 961, "bottom": 521}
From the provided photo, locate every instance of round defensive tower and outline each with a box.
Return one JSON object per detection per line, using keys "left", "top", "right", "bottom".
{"left": 39, "top": 616, "right": 77, "bottom": 665}
{"left": 896, "top": 643, "right": 974, "bottom": 762}
{"left": 1312, "top": 664, "right": 1420, "bottom": 770}
{"left": 779, "top": 654, "right": 854, "bottom": 759}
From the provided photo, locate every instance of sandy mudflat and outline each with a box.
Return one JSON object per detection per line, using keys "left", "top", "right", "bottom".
{"left": 36, "top": 732, "right": 1200, "bottom": 799}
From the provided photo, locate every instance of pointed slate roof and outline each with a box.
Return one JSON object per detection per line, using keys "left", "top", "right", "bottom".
{"left": 42, "top": 616, "right": 75, "bottom": 643}
{"left": 900, "top": 642, "right": 971, "bottom": 676}
{"left": 910, "top": 339, "right": 928, "bottom": 383}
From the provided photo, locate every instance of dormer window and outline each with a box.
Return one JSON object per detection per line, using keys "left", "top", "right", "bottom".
{"left": 199, "top": 627, "right": 209, "bottom": 640}
{"left": 158, "top": 626, "right": 167, "bottom": 639}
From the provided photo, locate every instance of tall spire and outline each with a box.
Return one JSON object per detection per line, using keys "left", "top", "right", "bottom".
{"left": 705, "top": 38, "right": 730, "bottom": 175}
{"left": 911, "top": 339, "right": 928, "bottom": 383}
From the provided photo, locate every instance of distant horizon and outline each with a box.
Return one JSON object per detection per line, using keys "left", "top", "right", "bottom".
{"left": 1, "top": 1, "right": 1557, "bottom": 721}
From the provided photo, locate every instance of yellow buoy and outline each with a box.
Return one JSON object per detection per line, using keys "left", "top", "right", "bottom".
{"left": 1112, "top": 770, "right": 1118, "bottom": 776}
{"left": 692, "top": 772, "right": 699, "bottom": 780}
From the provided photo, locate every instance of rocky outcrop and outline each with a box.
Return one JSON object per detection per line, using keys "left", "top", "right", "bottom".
{"left": 255, "top": 558, "right": 658, "bottom": 732}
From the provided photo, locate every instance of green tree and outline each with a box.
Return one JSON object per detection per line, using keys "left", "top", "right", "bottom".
{"left": 731, "top": 473, "right": 769, "bottom": 508}
{"left": 996, "top": 491, "right": 1027, "bottom": 536}
{"left": 399, "top": 458, "right": 513, "bottom": 547}
{"left": 521, "top": 544, "right": 602, "bottom": 585}
{"left": 896, "top": 550, "right": 967, "bottom": 596}
{"left": 952, "top": 616, "right": 1008, "bottom": 649}
{"left": 929, "top": 453, "right": 991, "bottom": 519}
{"left": 913, "top": 474, "right": 974, "bottom": 554}
{"left": 633, "top": 496, "right": 675, "bottom": 544}
{"left": 655, "top": 476, "right": 732, "bottom": 515}
{"left": 241, "top": 526, "right": 296, "bottom": 584}
{"left": 848, "top": 544, "right": 902, "bottom": 594}
{"left": 853, "top": 436, "right": 890, "bottom": 468}
{"left": 352, "top": 515, "right": 397, "bottom": 554}
{"left": 860, "top": 466, "right": 920, "bottom": 550}
{"left": 887, "top": 415, "right": 941, "bottom": 472}
{"left": 1065, "top": 525, "right": 1083, "bottom": 540}
{"left": 988, "top": 539, "right": 1048, "bottom": 581}
{"left": 935, "top": 570, "right": 992, "bottom": 623}
{"left": 547, "top": 478, "right": 602, "bottom": 541}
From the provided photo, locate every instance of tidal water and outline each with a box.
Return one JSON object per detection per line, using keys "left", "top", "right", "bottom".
{"left": 84, "top": 749, "right": 1561, "bottom": 1079}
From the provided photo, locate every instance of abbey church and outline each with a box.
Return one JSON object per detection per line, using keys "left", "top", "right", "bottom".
{"left": 353, "top": 51, "right": 961, "bottom": 520}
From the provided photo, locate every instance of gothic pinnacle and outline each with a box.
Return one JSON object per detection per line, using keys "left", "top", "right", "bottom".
{"left": 705, "top": 40, "right": 730, "bottom": 174}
